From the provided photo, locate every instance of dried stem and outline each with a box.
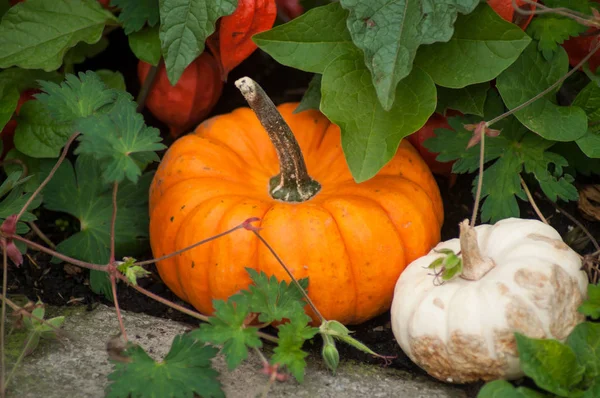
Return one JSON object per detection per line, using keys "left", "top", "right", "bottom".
{"left": 537, "top": 193, "right": 600, "bottom": 252}
{"left": 519, "top": 175, "right": 549, "bottom": 224}
{"left": 15, "top": 132, "right": 80, "bottom": 222}
{"left": 136, "top": 62, "right": 160, "bottom": 113}
{"left": 28, "top": 221, "right": 56, "bottom": 249}
{"left": 252, "top": 230, "right": 325, "bottom": 323}
{"left": 487, "top": 40, "right": 600, "bottom": 128}
{"left": 0, "top": 295, "right": 67, "bottom": 338}
{"left": 0, "top": 241, "right": 6, "bottom": 398}
{"left": 471, "top": 128, "right": 486, "bottom": 228}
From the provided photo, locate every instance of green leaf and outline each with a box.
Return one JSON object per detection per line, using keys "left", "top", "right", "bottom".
{"left": 551, "top": 142, "right": 600, "bottom": 177}
{"left": 477, "top": 380, "right": 548, "bottom": 398}
{"left": 415, "top": 4, "right": 531, "bottom": 89}
{"left": 128, "top": 25, "right": 161, "bottom": 66}
{"left": 321, "top": 52, "right": 436, "bottom": 182}
{"left": 13, "top": 100, "right": 74, "bottom": 158}
{"left": 106, "top": 334, "right": 224, "bottom": 398}
{"left": 111, "top": 0, "right": 160, "bottom": 35}
{"left": 271, "top": 312, "right": 318, "bottom": 382}
{"left": 75, "top": 95, "right": 165, "bottom": 184}
{"left": 339, "top": 0, "right": 478, "bottom": 110}
{"left": 0, "top": 178, "right": 42, "bottom": 223}
{"left": 567, "top": 322, "right": 600, "bottom": 384}
{"left": 159, "top": 0, "right": 237, "bottom": 85}
{"left": 579, "top": 284, "right": 600, "bottom": 319}
{"left": 0, "top": 0, "right": 116, "bottom": 71}
{"left": 0, "top": 85, "right": 19, "bottom": 132}
{"left": 526, "top": 0, "right": 594, "bottom": 60}
{"left": 294, "top": 74, "right": 322, "bottom": 114}
{"left": 515, "top": 332, "right": 585, "bottom": 397}
{"left": 3, "top": 149, "right": 54, "bottom": 192}
{"left": 192, "top": 297, "right": 261, "bottom": 371}
{"left": 436, "top": 83, "right": 490, "bottom": 116}
{"left": 253, "top": 2, "right": 354, "bottom": 74}
{"left": 571, "top": 81, "right": 600, "bottom": 158}
{"left": 63, "top": 37, "right": 110, "bottom": 67}
{"left": 42, "top": 155, "right": 153, "bottom": 296}
{"left": 496, "top": 42, "right": 588, "bottom": 142}
{"left": 117, "top": 258, "right": 150, "bottom": 286}
{"left": 241, "top": 268, "right": 309, "bottom": 324}
{"left": 583, "top": 381, "right": 600, "bottom": 398}
{"left": 96, "top": 70, "right": 127, "bottom": 91}
{"left": 36, "top": 71, "right": 118, "bottom": 123}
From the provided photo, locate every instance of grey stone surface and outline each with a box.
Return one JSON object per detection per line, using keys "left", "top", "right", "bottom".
{"left": 6, "top": 304, "right": 467, "bottom": 398}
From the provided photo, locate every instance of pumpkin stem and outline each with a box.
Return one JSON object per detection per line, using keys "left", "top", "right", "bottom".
{"left": 235, "top": 77, "right": 321, "bottom": 202}
{"left": 459, "top": 219, "right": 496, "bottom": 281}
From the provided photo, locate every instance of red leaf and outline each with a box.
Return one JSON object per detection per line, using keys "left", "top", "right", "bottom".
{"left": 207, "top": 0, "right": 277, "bottom": 80}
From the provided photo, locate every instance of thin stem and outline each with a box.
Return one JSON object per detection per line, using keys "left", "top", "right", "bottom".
{"left": 10, "top": 235, "right": 105, "bottom": 271}
{"left": 0, "top": 295, "right": 67, "bottom": 337}
{"left": 15, "top": 132, "right": 80, "bottom": 222}
{"left": 28, "top": 221, "right": 56, "bottom": 249}
{"left": 471, "top": 129, "right": 485, "bottom": 228}
{"left": 109, "top": 183, "right": 118, "bottom": 263}
{"left": 537, "top": 193, "right": 600, "bottom": 252}
{"left": 136, "top": 62, "right": 160, "bottom": 113}
{"left": 512, "top": 0, "right": 599, "bottom": 27}
{"left": 487, "top": 40, "right": 600, "bottom": 128}
{"left": 519, "top": 175, "right": 549, "bottom": 225}
{"left": 252, "top": 230, "right": 325, "bottom": 323}
{"left": 133, "top": 223, "right": 247, "bottom": 267}
{"left": 115, "top": 273, "right": 278, "bottom": 344}
{"left": 0, "top": 241, "right": 6, "bottom": 398}
{"left": 235, "top": 76, "right": 321, "bottom": 203}
{"left": 110, "top": 273, "right": 127, "bottom": 341}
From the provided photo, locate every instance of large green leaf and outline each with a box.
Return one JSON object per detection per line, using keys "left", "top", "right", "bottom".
{"left": 436, "top": 83, "right": 490, "bottom": 116}
{"left": 339, "top": 0, "right": 478, "bottom": 110}
{"left": 496, "top": 42, "right": 588, "bottom": 142}
{"left": 159, "top": 0, "right": 236, "bottom": 85}
{"left": 128, "top": 25, "right": 161, "bottom": 66}
{"left": 321, "top": 52, "right": 436, "bottom": 182}
{"left": 0, "top": 0, "right": 116, "bottom": 71}
{"left": 253, "top": 2, "right": 354, "bottom": 74}
{"left": 567, "top": 322, "right": 600, "bottom": 385}
{"left": 415, "top": 3, "right": 531, "bottom": 89}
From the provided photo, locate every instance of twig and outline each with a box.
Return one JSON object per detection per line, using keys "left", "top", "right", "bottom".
{"left": 27, "top": 221, "right": 56, "bottom": 249}
{"left": 108, "top": 183, "right": 127, "bottom": 341}
{"left": 15, "top": 132, "right": 80, "bottom": 222}
{"left": 0, "top": 241, "right": 7, "bottom": 398}
{"left": 519, "top": 176, "right": 549, "bottom": 225}
{"left": 136, "top": 61, "right": 160, "bottom": 113}
{"left": 470, "top": 128, "right": 486, "bottom": 227}
{"left": 512, "top": 0, "right": 599, "bottom": 27}
{"left": 486, "top": 40, "right": 600, "bottom": 128}
{"left": 536, "top": 192, "right": 600, "bottom": 252}
{"left": 115, "top": 273, "right": 279, "bottom": 344}
{"left": 252, "top": 230, "right": 326, "bottom": 323}
{"left": 133, "top": 222, "right": 248, "bottom": 267}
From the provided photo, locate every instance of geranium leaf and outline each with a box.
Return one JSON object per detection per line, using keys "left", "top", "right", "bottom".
{"left": 271, "top": 312, "right": 318, "bottom": 382}
{"left": 110, "top": 0, "right": 160, "bottom": 34}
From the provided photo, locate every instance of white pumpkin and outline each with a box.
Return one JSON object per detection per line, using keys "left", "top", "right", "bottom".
{"left": 390, "top": 217, "right": 588, "bottom": 384}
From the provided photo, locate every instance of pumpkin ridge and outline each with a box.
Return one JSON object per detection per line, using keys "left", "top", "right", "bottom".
{"left": 319, "top": 204, "right": 359, "bottom": 324}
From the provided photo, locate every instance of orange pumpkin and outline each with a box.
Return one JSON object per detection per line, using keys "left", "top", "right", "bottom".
{"left": 149, "top": 77, "right": 444, "bottom": 325}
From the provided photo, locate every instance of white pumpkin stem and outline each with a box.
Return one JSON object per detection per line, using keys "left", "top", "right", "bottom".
{"left": 459, "top": 219, "right": 496, "bottom": 281}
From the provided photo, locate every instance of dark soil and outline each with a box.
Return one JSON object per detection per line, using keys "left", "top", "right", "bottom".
{"left": 4, "top": 28, "right": 600, "bottom": 398}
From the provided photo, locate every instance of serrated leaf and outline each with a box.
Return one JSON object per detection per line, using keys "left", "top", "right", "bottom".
{"left": 253, "top": 2, "right": 354, "bottom": 74}
{"left": 320, "top": 52, "right": 436, "bottom": 182}
{"left": 415, "top": 3, "right": 531, "bottom": 89}
{"left": 106, "top": 334, "right": 224, "bottom": 398}
{"left": 111, "top": 0, "right": 160, "bottom": 34}
{"left": 567, "top": 322, "right": 600, "bottom": 385}
{"left": 36, "top": 71, "right": 118, "bottom": 123}
{"left": 128, "top": 25, "right": 161, "bottom": 66}
{"left": 436, "top": 83, "right": 490, "bottom": 116}
{"left": 159, "top": 0, "right": 237, "bottom": 85}
{"left": 339, "top": 0, "right": 478, "bottom": 110}
{"left": 75, "top": 96, "right": 165, "bottom": 183}
{"left": 294, "top": 74, "right": 322, "bottom": 114}
{"left": 96, "top": 70, "right": 127, "bottom": 91}
{"left": 42, "top": 155, "right": 153, "bottom": 298}
{"left": 526, "top": 0, "right": 594, "bottom": 60}
{"left": 13, "top": 100, "right": 74, "bottom": 158}
{"left": 0, "top": 0, "right": 117, "bottom": 71}
{"left": 515, "top": 332, "right": 585, "bottom": 397}
{"left": 192, "top": 297, "right": 261, "bottom": 370}
{"left": 496, "top": 42, "right": 588, "bottom": 141}
{"left": 241, "top": 268, "right": 309, "bottom": 324}
{"left": 271, "top": 312, "right": 318, "bottom": 382}
{"left": 579, "top": 284, "right": 600, "bottom": 319}
{"left": 0, "top": 181, "right": 42, "bottom": 223}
